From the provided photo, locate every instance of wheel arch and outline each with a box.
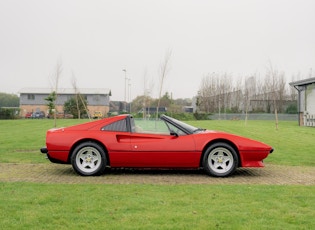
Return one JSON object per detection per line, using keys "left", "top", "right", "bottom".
{"left": 67, "top": 138, "right": 110, "bottom": 166}
{"left": 199, "top": 139, "right": 241, "bottom": 168}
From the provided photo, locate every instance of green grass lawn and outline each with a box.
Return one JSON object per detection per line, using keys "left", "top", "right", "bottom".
{"left": 0, "top": 183, "right": 314, "bottom": 229}
{"left": 0, "top": 119, "right": 87, "bottom": 163}
{"left": 0, "top": 118, "right": 314, "bottom": 229}
{"left": 0, "top": 118, "right": 314, "bottom": 166}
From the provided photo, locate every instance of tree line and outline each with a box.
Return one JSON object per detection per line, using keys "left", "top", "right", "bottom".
{"left": 0, "top": 93, "right": 19, "bottom": 107}
{"left": 196, "top": 69, "right": 299, "bottom": 115}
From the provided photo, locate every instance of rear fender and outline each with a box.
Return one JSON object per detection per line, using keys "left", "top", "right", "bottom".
{"left": 67, "top": 138, "right": 110, "bottom": 166}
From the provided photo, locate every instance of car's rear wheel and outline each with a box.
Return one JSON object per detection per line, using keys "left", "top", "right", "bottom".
{"left": 203, "top": 142, "right": 238, "bottom": 177}
{"left": 71, "top": 142, "right": 106, "bottom": 176}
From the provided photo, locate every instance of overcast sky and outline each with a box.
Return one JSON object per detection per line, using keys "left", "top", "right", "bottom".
{"left": 1, "top": 0, "right": 314, "bottom": 101}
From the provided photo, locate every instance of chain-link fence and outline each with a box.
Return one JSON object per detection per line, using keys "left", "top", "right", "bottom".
{"left": 208, "top": 113, "right": 298, "bottom": 121}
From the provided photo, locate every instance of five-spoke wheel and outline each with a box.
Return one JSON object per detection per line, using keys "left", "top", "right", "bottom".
{"left": 71, "top": 142, "right": 106, "bottom": 176}
{"left": 203, "top": 142, "right": 238, "bottom": 177}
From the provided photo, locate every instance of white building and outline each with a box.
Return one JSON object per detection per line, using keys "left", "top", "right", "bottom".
{"left": 289, "top": 78, "right": 315, "bottom": 126}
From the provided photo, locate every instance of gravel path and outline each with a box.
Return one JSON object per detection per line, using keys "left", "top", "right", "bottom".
{"left": 0, "top": 163, "right": 314, "bottom": 185}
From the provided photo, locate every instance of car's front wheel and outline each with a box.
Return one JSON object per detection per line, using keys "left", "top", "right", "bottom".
{"left": 203, "top": 142, "right": 238, "bottom": 177}
{"left": 71, "top": 142, "right": 106, "bottom": 176}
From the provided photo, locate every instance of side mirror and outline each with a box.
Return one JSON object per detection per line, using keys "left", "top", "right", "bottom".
{"left": 170, "top": 131, "right": 178, "bottom": 137}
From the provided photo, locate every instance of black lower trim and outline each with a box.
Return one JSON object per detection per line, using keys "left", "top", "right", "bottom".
{"left": 47, "top": 154, "right": 69, "bottom": 164}
{"left": 40, "top": 147, "right": 48, "bottom": 154}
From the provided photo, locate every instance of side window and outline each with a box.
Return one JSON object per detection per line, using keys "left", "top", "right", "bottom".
{"left": 132, "top": 119, "right": 165, "bottom": 134}
{"left": 133, "top": 119, "right": 181, "bottom": 135}
{"left": 101, "top": 119, "right": 127, "bottom": 132}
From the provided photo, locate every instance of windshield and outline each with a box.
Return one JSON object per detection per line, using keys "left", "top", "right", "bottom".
{"left": 161, "top": 115, "right": 200, "bottom": 134}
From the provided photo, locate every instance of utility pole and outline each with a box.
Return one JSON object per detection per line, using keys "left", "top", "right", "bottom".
{"left": 122, "top": 69, "right": 127, "bottom": 111}
{"left": 128, "top": 78, "right": 131, "bottom": 113}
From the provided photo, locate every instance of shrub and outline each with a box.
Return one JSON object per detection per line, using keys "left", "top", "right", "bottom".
{"left": 0, "top": 107, "right": 20, "bottom": 119}
{"left": 285, "top": 104, "right": 297, "bottom": 114}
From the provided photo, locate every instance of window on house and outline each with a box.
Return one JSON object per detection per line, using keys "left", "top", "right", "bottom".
{"left": 27, "top": 94, "right": 35, "bottom": 100}
{"left": 93, "top": 95, "right": 100, "bottom": 101}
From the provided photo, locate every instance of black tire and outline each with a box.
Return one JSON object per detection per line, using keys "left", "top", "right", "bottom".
{"left": 203, "top": 142, "right": 238, "bottom": 177}
{"left": 71, "top": 142, "right": 107, "bottom": 176}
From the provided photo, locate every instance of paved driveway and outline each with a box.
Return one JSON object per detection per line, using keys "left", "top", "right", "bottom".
{"left": 1, "top": 163, "right": 314, "bottom": 185}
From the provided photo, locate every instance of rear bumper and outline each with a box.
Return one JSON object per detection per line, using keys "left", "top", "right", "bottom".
{"left": 40, "top": 147, "right": 69, "bottom": 164}
{"left": 40, "top": 147, "right": 48, "bottom": 154}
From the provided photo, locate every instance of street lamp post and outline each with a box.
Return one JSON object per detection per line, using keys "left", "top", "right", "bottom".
{"left": 122, "top": 69, "right": 127, "bottom": 102}
{"left": 128, "top": 78, "right": 131, "bottom": 113}
{"left": 122, "top": 69, "right": 127, "bottom": 111}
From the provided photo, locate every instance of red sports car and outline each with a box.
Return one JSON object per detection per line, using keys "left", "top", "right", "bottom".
{"left": 40, "top": 114, "right": 273, "bottom": 177}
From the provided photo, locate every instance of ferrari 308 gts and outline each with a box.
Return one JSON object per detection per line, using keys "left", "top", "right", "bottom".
{"left": 40, "top": 114, "right": 273, "bottom": 177}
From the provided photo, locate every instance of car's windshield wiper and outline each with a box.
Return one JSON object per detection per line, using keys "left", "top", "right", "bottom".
{"left": 193, "top": 128, "right": 206, "bottom": 133}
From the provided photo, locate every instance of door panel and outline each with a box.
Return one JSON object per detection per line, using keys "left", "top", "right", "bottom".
{"left": 124, "top": 133, "right": 199, "bottom": 167}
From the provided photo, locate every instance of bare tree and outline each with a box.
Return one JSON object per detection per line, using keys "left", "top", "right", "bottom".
{"left": 199, "top": 74, "right": 211, "bottom": 113}
{"left": 196, "top": 62, "right": 300, "bottom": 121}
{"left": 266, "top": 62, "right": 284, "bottom": 130}
{"left": 289, "top": 72, "right": 301, "bottom": 101}
{"left": 49, "top": 59, "right": 62, "bottom": 127}
{"left": 234, "top": 75, "right": 243, "bottom": 112}
{"left": 71, "top": 74, "right": 91, "bottom": 120}
{"left": 198, "top": 72, "right": 218, "bottom": 113}
{"left": 198, "top": 72, "right": 233, "bottom": 115}
{"left": 277, "top": 72, "right": 287, "bottom": 113}
{"left": 244, "top": 75, "right": 254, "bottom": 124}
{"left": 71, "top": 73, "right": 81, "bottom": 119}
{"left": 219, "top": 73, "right": 232, "bottom": 118}
{"left": 156, "top": 49, "right": 172, "bottom": 119}
{"left": 142, "top": 68, "right": 154, "bottom": 118}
